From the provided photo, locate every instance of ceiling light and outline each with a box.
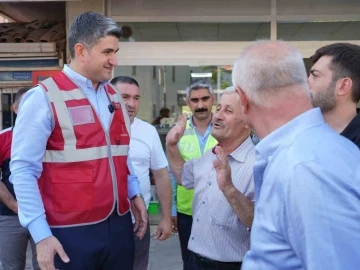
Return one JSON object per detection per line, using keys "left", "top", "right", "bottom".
{"left": 191, "top": 72, "right": 212, "bottom": 78}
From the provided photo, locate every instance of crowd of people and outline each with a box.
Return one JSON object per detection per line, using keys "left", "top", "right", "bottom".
{"left": 0, "top": 11, "right": 359, "bottom": 270}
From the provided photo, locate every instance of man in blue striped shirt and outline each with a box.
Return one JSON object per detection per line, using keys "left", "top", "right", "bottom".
{"left": 233, "top": 40, "right": 360, "bottom": 270}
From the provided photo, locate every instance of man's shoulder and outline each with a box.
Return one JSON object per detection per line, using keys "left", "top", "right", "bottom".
{"left": 0, "top": 127, "right": 12, "bottom": 136}
{"left": 133, "top": 118, "right": 158, "bottom": 134}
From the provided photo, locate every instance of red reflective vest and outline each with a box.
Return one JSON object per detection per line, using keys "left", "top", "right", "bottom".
{"left": 38, "top": 72, "right": 130, "bottom": 227}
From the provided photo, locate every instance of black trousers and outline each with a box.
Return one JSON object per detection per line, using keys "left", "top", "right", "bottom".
{"left": 187, "top": 251, "right": 242, "bottom": 270}
{"left": 177, "top": 211, "right": 193, "bottom": 270}
{"left": 52, "top": 212, "right": 134, "bottom": 270}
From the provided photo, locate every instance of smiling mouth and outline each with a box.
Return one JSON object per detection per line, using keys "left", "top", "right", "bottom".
{"left": 214, "top": 122, "right": 222, "bottom": 128}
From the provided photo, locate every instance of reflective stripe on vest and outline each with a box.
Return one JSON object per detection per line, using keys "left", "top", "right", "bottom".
{"left": 38, "top": 72, "right": 131, "bottom": 227}
{"left": 177, "top": 120, "right": 217, "bottom": 216}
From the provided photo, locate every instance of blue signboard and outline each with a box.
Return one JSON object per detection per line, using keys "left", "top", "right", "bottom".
{"left": 13, "top": 72, "right": 32, "bottom": 80}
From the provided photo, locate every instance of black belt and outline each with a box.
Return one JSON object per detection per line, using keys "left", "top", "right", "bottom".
{"left": 193, "top": 252, "right": 242, "bottom": 269}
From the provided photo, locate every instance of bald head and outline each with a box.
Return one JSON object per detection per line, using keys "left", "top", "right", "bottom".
{"left": 232, "top": 40, "right": 309, "bottom": 107}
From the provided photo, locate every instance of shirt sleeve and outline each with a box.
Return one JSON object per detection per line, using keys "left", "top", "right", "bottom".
{"left": 9, "top": 86, "right": 53, "bottom": 244}
{"left": 127, "top": 158, "right": 141, "bottom": 199}
{"left": 150, "top": 128, "right": 168, "bottom": 170}
{"left": 283, "top": 161, "right": 360, "bottom": 270}
{"left": 181, "top": 159, "right": 195, "bottom": 189}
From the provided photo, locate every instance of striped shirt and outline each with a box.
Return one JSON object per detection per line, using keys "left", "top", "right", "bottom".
{"left": 181, "top": 136, "right": 255, "bottom": 262}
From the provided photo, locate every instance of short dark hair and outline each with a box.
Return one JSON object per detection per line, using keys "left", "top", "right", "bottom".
{"left": 14, "top": 87, "right": 31, "bottom": 104}
{"left": 110, "top": 76, "right": 139, "bottom": 87}
{"left": 68, "top": 12, "right": 122, "bottom": 59}
{"left": 310, "top": 43, "right": 360, "bottom": 103}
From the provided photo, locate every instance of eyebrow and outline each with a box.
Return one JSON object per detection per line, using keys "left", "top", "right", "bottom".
{"left": 309, "top": 69, "right": 321, "bottom": 75}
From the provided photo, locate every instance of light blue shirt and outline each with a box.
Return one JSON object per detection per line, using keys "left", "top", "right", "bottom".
{"left": 10, "top": 65, "right": 141, "bottom": 244}
{"left": 242, "top": 108, "right": 360, "bottom": 270}
{"left": 170, "top": 116, "right": 213, "bottom": 216}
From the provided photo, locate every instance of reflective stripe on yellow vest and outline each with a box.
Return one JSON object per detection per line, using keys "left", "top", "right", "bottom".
{"left": 177, "top": 120, "right": 217, "bottom": 216}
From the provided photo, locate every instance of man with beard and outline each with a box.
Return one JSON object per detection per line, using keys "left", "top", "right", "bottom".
{"left": 232, "top": 40, "right": 360, "bottom": 270}
{"left": 166, "top": 87, "right": 255, "bottom": 270}
{"left": 170, "top": 79, "right": 218, "bottom": 269}
{"left": 309, "top": 43, "right": 360, "bottom": 147}
{"left": 111, "top": 76, "right": 172, "bottom": 270}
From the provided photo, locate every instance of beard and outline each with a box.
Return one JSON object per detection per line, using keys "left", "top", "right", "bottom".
{"left": 310, "top": 80, "right": 337, "bottom": 113}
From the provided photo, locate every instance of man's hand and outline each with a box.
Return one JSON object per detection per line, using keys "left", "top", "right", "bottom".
{"left": 171, "top": 216, "right": 178, "bottom": 233}
{"left": 36, "top": 236, "right": 70, "bottom": 270}
{"left": 9, "top": 201, "right": 18, "bottom": 214}
{"left": 213, "top": 146, "right": 234, "bottom": 193}
{"left": 166, "top": 113, "right": 188, "bottom": 146}
{"left": 155, "top": 217, "right": 172, "bottom": 241}
{"left": 131, "top": 197, "right": 148, "bottom": 240}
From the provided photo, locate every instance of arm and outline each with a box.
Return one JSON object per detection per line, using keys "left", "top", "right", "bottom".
{"left": 165, "top": 113, "right": 187, "bottom": 184}
{"left": 152, "top": 168, "right": 172, "bottom": 240}
{"left": 166, "top": 144, "right": 185, "bottom": 185}
{"left": 222, "top": 185, "right": 254, "bottom": 228}
{"left": 0, "top": 181, "right": 17, "bottom": 213}
{"left": 213, "top": 146, "right": 254, "bottom": 228}
{"left": 9, "top": 87, "right": 53, "bottom": 243}
{"left": 169, "top": 168, "right": 178, "bottom": 216}
{"left": 127, "top": 159, "right": 147, "bottom": 240}
{"left": 127, "top": 159, "right": 141, "bottom": 199}
{"left": 10, "top": 87, "right": 70, "bottom": 268}
{"left": 152, "top": 168, "right": 172, "bottom": 220}
{"left": 284, "top": 162, "right": 360, "bottom": 269}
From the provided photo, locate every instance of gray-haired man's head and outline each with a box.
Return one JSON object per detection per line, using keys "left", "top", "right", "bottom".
{"left": 186, "top": 79, "right": 214, "bottom": 121}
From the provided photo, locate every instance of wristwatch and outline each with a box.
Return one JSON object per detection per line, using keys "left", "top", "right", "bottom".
{"left": 131, "top": 193, "right": 144, "bottom": 200}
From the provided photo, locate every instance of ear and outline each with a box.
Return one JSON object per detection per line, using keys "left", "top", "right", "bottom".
{"left": 73, "top": 43, "right": 88, "bottom": 62}
{"left": 186, "top": 97, "right": 190, "bottom": 107}
{"left": 337, "top": 77, "right": 353, "bottom": 98}
{"left": 236, "top": 87, "right": 249, "bottom": 114}
{"left": 12, "top": 103, "right": 18, "bottom": 114}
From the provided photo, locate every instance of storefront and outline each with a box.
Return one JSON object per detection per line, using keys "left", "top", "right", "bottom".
{"left": 1, "top": 0, "right": 360, "bottom": 129}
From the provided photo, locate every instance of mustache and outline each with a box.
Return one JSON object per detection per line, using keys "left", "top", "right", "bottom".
{"left": 126, "top": 105, "right": 135, "bottom": 111}
{"left": 195, "top": 108, "right": 208, "bottom": 113}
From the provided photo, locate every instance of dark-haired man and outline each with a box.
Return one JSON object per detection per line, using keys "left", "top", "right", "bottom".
{"left": 111, "top": 76, "right": 172, "bottom": 270}
{"left": 0, "top": 87, "right": 40, "bottom": 270}
{"left": 309, "top": 42, "right": 360, "bottom": 147}
{"left": 10, "top": 12, "right": 146, "bottom": 270}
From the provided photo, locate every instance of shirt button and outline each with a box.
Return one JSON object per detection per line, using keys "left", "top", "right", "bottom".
{"left": 208, "top": 182, "right": 211, "bottom": 186}
{"left": 202, "top": 201, "right": 205, "bottom": 204}
{"left": 197, "top": 218, "right": 199, "bottom": 222}
{"left": 191, "top": 237, "right": 194, "bottom": 240}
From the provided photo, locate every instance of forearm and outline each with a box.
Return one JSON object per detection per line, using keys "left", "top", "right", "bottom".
{"left": 0, "top": 181, "right": 17, "bottom": 212}
{"left": 153, "top": 170, "right": 172, "bottom": 219}
{"left": 166, "top": 144, "right": 185, "bottom": 184}
{"left": 169, "top": 170, "right": 178, "bottom": 216}
{"left": 223, "top": 185, "right": 254, "bottom": 228}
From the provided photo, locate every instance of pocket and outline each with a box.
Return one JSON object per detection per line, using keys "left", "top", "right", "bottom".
{"left": 208, "top": 189, "right": 236, "bottom": 227}
{"left": 51, "top": 168, "right": 94, "bottom": 212}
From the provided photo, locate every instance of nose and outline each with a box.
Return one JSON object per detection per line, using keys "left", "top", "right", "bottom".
{"left": 109, "top": 53, "right": 117, "bottom": 66}
{"left": 127, "top": 98, "right": 135, "bottom": 108}
{"left": 307, "top": 76, "right": 311, "bottom": 88}
{"left": 213, "top": 110, "right": 224, "bottom": 121}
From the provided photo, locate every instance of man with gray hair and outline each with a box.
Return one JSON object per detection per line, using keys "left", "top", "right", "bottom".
{"left": 170, "top": 78, "right": 217, "bottom": 269}
{"left": 10, "top": 12, "right": 147, "bottom": 270}
{"left": 167, "top": 87, "right": 255, "bottom": 269}
{"left": 233, "top": 40, "right": 360, "bottom": 269}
